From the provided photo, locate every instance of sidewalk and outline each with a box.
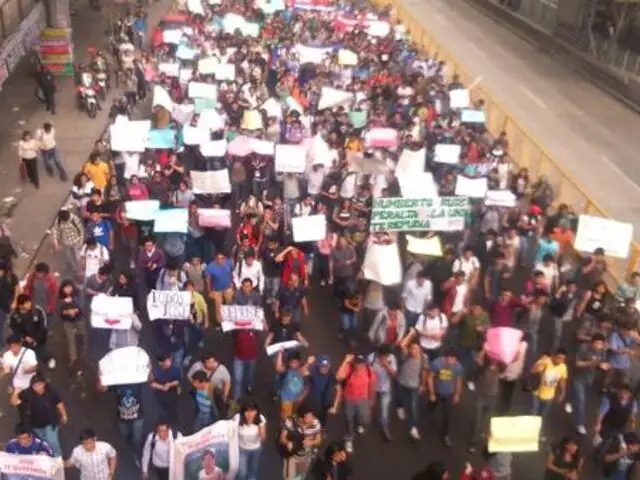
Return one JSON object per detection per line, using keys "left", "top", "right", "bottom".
{"left": 0, "top": 0, "right": 173, "bottom": 278}
{"left": 402, "top": 0, "right": 640, "bottom": 239}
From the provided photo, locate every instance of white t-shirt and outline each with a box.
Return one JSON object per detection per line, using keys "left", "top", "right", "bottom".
{"left": 3, "top": 347, "right": 38, "bottom": 390}
{"left": 234, "top": 413, "right": 266, "bottom": 451}
{"left": 452, "top": 256, "right": 480, "bottom": 281}
{"left": 199, "top": 467, "right": 224, "bottom": 480}
{"left": 451, "top": 283, "right": 468, "bottom": 314}
{"left": 81, "top": 244, "right": 110, "bottom": 278}
{"left": 402, "top": 278, "right": 433, "bottom": 313}
{"left": 415, "top": 314, "right": 448, "bottom": 350}
{"left": 339, "top": 173, "right": 358, "bottom": 199}
{"left": 306, "top": 167, "right": 326, "bottom": 195}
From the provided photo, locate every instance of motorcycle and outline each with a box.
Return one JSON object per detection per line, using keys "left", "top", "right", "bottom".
{"left": 95, "top": 71, "right": 108, "bottom": 100}
{"left": 78, "top": 72, "right": 99, "bottom": 118}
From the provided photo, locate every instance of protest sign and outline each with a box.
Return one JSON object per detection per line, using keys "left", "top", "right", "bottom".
{"left": 449, "top": 88, "right": 470, "bottom": 109}
{"left": 485, "top": 190, "right": 517, "bottom": 208}
{"left": 213, "top": 63, "right": 236, "bottom": 81}
{"left": 370, "top": 197, "right": 469, "bottom": 232}
{"left": 362, "top": 242, "right": 402, "bottom": 286}
{"left": 396, "top": 148, "right": 425, "bottom": 175}
{"left": 338, "top": 49, "right": 358, "bottom": 66}
{"left": 158, "top": 62, "right": 180, "bottom": 77}
{"left": 308, "top": 134, "right": 333, "bottom": 167}
{"left": 110, "top": 120, "right": 152, "bottom": 152}
{"left": 182, "top": 125, "right": 207, "bottom": 145}
{"left": 455, "top": 176, "right": 488, "bottom": 198}
{"left": 347, "top": 152, "right": 386, "bottom": 175}
{"left": 461, "top": 109, "right": 486, "bottom": 124}
{"left": 188, "top": 81, "right": 218, "bottom": 100}
{"left": 191, "top": 170, "right": 232, "bottom": 194}
{"left": 349, "top": 110, "right": 367, "bottom": 129}
{"left": 173, "top": 104, "right": 195, "bottom": 125}
{"left": 367, "top": 20, "right": 391, "bottom": 37}
{"left": 266, "top": 340, "right": 303, "bottom": 356}
{"left": 241, "top": 109, "right": 263, "bottom": 130}
{"left": 163, "top": 29, "right": 183, "bottom": 44}
{"left": 398, "top": 172, "right": 438, "bottom": 198}
{"left": 434, "top": 144, "right": 461, "bottom": 165}
{"left": 574, "top": 214, "right": 633, "bottom": 259}
{"left": 197, "top": 208, "right": 231, "bottom": 228}
{"left": 147, "top": 128, "right": 176, "bottom": 149}
{"left": 125, "top": 200, "right": 161, "bottom": 221}
{"left": 198, "top": 109, "right": 224, "bottom": 131}
{"left": 176, "top": 44, "right": 198, "bottom": 60}
{"left": 0, "top": 452, "right": 64, "bottom": 479}
{"left": 318, "top": 87, "right": 354, "bottom": 110}
{"left": 198, "top": 56, "right": 219, "bottom": 74}
{"left": 200, "top": 139, "right": 227, "bottom": 157}
{"left": 99, "top": 346, "right": 151, "bottom": 387}
{"left": 221, "top": 305, "right": 265, "bottom": 332}
{"left": 262, "top": 97, "right": 282, "bottom": 119}
{"left": 169, "top": 420, "right": 239, "bottom": 480}
{"left": 292, "top": 215, "right": 327, "bottom": 242}
{"left": 179, "top": 68, "right": 193, "bottom": 84}
{"left": 147, "top": 290, "right": 192, "bottom": 321}
{"left": 406, "top": 235, "right": 443, "bottom": 257}
{"left": 250, "top": 138, "right": 275, "bottom": 156}
{"left": 154, "top": 208, "right": 189, "bottom": 234}
{"left": 91, "top": 294, "right": 134, "bottom": 330}
{"left": 365, "top": 128, "right": 398, "bottom": 149}
{"left": 186, "top": 0, "right": 205, "bottom": 15}
{"left": 295, "top": 44, "right": 332, "bottom": 64}
{"left": 275, "top": 144, "right": 307, "bottom": 173}
{"left": 489, "top": 416, "right": 541, "bottom": 453}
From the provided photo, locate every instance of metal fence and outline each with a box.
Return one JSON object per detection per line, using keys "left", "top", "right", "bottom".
{"left": 374, "top": 0, "right": 640, "bottom": 287}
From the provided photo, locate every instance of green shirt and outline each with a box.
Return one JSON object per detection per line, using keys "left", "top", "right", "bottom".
{"left": 458, "top": 312, "right": 490, "bottom": 348}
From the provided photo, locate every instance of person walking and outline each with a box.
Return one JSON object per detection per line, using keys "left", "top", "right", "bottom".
{"left": 50, "top": 208, "right": 85, "bottom": 276}
{"left": 36, "top": 122, "right": 67, "bottom": 181}
{"left": 6, "top": 423, "right": 54, "bottom": 456}
{"left": 18, "top": 130, "right": 40, "bottom": 189}
{"left": 65, "top": 428, "right": 117, "bottom": 480}
{"left": 141, "top": 420, "right": 180, "bottom": 480}
{"left": 35, "top": 65, "right": 57, "bottom": 114}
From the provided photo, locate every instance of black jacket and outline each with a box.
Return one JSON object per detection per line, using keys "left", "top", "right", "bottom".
{"left": 9, "top": 307, "right": 47, "bottom": 345}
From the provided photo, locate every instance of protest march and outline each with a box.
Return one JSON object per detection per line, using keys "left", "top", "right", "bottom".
{"left": 0, "top": 0, "right": 640, "bottom": 478}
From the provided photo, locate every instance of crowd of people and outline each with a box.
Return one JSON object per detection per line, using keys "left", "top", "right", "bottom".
{"left": 0, "top": 0, "right": 639, "bottom": 479}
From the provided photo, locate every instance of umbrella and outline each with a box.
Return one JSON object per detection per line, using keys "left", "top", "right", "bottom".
{"left": 485, "top": 326, "right": 523, "bottom": 364}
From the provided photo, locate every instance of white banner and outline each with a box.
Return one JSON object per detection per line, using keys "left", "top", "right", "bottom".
{"left": 266, "top": 340, "right": 303, "bottom": 356}
{"left": 153, "top": 85, "right": 175, "bottom": 111}
{"left": 275, "top": 144, "right": 307, "bottom": 173}
{"left": 292, "top": 215, "right": 327, "bottom": 243}
{"left": 406, "top": 235, "right": 443, "bottom": 257}
{"left": 220, "top": 305, "right": 265, "bottom": 332}
{"left": 99, "top": 346, "right": 150, "bottom": 387}
{"left": 574, "top": 214, "right": 633, "bottom": 259}
{"left": 396, "top": 148, "right": 425, "bottom": 175}
{"left": 90, "top": 294, "right": 134, "bottom": 330}
{"left": 147, "top": 290, "right": 192, "bottom": 321}
{"left": 154, "top": 209, "right": 189, "bottom": 234}
{"left": 169, "top": 420, "right": 239, "bottom": 480}
{"left": 198, "top": 208, "right": 231, "bottom": 228}
{"left": 449, "top": 88, "right": 470, "bottom": 109}
{"left": 485, "top": 190, "right": 517, "bottom": 208}
{"left": 182, "top": 125, "right": 208, "bottom": 146}
{"left": 455, "top": 176, "right": 488, "bottom": 198}
{"left": 0, "top": 452, "right": 64, "bottom": 479}
{"left": 110, "top": 120, "right": 152, "bottom": 152}
{"left": 191, "top": 170, "right": 231, "bottom": 194}
{"left": 362, "top": 242, "right": 402, "bottom": 286}
{"left": 189, "top": 81, "right": 218, "bottom": 100}
{"left": 434, "top": 144, "right": 461, "bottom": 165}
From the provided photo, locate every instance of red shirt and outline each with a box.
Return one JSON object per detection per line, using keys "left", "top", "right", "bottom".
{"left": 233, "top": 330, "right": 259, "bottom": 361}
{"left": 281, "top": 250, "right": 306, "bottom": 284}
{"left": 343, "top": 365, "right": 376, "bottom": 402}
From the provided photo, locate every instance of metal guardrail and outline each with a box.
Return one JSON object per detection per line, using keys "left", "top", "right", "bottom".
{"left": 375, "top": 0, "right": 640, "bottom": 287}
{"left": 0, "top": 0, "right": 35, "bottom": 39}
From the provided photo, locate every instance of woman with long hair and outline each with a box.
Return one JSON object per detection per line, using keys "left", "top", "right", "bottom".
{"left": 234, "top": 398, "right": 267, "bottom": 480}
{"left": 57, "top": 280, "right": 85, "bottom": 370}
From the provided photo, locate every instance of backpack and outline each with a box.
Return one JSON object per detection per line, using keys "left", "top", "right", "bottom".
{"left": 147, "top": 429, "right": 178, "bottom": 469}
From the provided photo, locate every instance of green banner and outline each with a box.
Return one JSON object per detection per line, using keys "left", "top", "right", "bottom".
{"left": 370, "top": 197, "right": 469, "bottom": 232}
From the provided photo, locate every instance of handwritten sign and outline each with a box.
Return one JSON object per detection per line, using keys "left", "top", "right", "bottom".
{"left": 191, "top": 170, "right": 231, "bottom": 194}
{"left": 99, "top": 346, "right": 151, "bottom": 387}
{"left": 574, "top": 214, "right": 633, "bottom": 259}
{"left": 154, "top": 208, "right": 188, "bottom": 233}
{"left": 275, "top": 144, "right": 307, "bottom": 173}
{"left": 0, "top": 452, "right": 64, "bottom": 479}
{"left": 292, "top": 215, "right": 327, "bottom": 243}
{"left": 125, "top": 200, "right": 160, "bottom": 221}
{"left": 146, "top": 290, "right": 192, "bottom": 321}
{"left": 90, "top": 294, "right": 134, "bottom": 330}
{"left": 221, "top": 305, "right": 265, "bottom": 332}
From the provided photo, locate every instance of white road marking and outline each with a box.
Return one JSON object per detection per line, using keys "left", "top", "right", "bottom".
{"left": 599, "top": 154, "right": 640, "bottom": 195}
{"left": 518, "top": 85, "right": 547, "bottom": 109}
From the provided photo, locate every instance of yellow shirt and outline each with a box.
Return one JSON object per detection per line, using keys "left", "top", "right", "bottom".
{"left": 83, "top": 161, "right": 110, "bottom": 191}
{"left": 534, "top": 357, "right": 567, "bottom": 401}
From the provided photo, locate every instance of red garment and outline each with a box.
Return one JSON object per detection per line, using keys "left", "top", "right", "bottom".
{"left": 281, "top": 250, "right": 306, "bottom": 285}
{"left": 127, "top": 182, "right": 149, "bottom": 200}
{"left": 156, "top": 150, "right": 170, "bottom": 168}
{"left": 233, "top": 330, "right": 259, "bottom": 361}
{"left": 385, "top": 315, "right": 398, "bottom": 344}
{"left": 236, "top": 222, "right": 258, "bottom": 246}
{"left": 115, "top": 204, "right": 138, "bottom": 240}
{"left": 24, "top": 273, "right": 58, "bottom": 313}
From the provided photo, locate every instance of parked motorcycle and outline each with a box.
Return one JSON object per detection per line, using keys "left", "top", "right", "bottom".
{"left": 78, "top": 71, "right": 99, "bottom": 118}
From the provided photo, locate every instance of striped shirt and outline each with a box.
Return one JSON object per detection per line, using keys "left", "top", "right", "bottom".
{"left": 69, "top": 441, "right": 116, "bottom": 480}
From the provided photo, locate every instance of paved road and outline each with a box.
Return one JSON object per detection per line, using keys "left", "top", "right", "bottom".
{"left": 402, "top": 0, "right": 640, "bottom": 237}
{"left": 0, "top": 0, "right": 171, "bottom": 278}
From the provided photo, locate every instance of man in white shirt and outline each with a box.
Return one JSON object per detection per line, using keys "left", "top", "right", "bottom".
{"left": 233, "top": 249, "right": 264, "bottom": 293}
{"left": 80, "top": 237, "right": 110, "bottom": 279}
{"left": 402, "top": 304, "right": 448, "bottom": 361}
{"left": 402, "top": 269, "right": 433, "bottom": 329}
{"left": 65, "top": 428, "right": 117, "bottom": 480}
{"left": 36, "top": 122, "right": 67, "bottom": 181}
{"left": 452, "top": 246, "right": 481, "bottom": 286}
{"left": 141, "top": 421, "right": 181, "bottom": 480}
{"left": 2, "top": 334, "right": 38, "bottom": 392}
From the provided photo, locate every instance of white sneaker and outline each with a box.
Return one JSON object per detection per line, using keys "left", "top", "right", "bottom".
{"left": 397, "top": 408, "right": 406, "bottom": 420}
{"left": 356, "top": 426, "right": 365, "bottom": 435}
{"left": 409, "top": 427, "right": 421, "bottom": 440}
{"left": 345, "top": 439, "right": 353, "bottom": 453}
{"left": 564, "top": 403, "right": 573, "bottom": 414}
{"left": 577, "top": 425, "right": 587, "bottom": 435}
{"left": 467, "top": 381, "right": 475, "bottom": 392}
{"left": 47, "top": 359, "right": 56, "bottom": 369}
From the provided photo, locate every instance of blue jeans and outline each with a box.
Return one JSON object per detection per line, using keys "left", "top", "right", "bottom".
{"left": 405, "top": 310, "right": 421, "bottom": 330}
{"left": 233, "top": 357, "right": 257, "bottom": 400}
{"left": 33, "top": 425, "right": 62, "bottom": 457}
{"left": 377, "top": 390, "right": 392, "bottom": 430}
{"left": 41, "top": 147, "right": 67, "bottom": 180}
{"left": 458, "top": 347, "right": 476, "bottom": 376}
{"left": 397, "top": 385, "right": 419, "bottom": 429}
{"left": 531, "top": 396, "right": 552, "bottom": 432}
{"left": 118, "top": 418, "right": 144, "bottom": 457}
{"left": 238, "top": 447, "right": 262, "bottom": 480}
{"left": 572, "top": 378, "right": 589, "bottom": 427}
{"left": 264, "top": 277, "right": 280, "bottom": 304}
{"left": 340, "top": 311, "right": 357, "bottom": 332}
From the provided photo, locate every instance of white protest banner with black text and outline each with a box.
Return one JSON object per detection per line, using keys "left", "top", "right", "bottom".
{"left": 147, "top": 290, "right": 192, "bottom": 321}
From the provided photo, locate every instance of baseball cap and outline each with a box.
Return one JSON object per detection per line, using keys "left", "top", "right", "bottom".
{"left": 317, "top": 355, "right": 330, "bottom": 367}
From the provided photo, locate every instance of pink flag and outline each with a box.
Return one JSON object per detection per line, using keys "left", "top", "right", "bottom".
{"left": 485, "top": 327, "right": 523, "bottom": 364}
